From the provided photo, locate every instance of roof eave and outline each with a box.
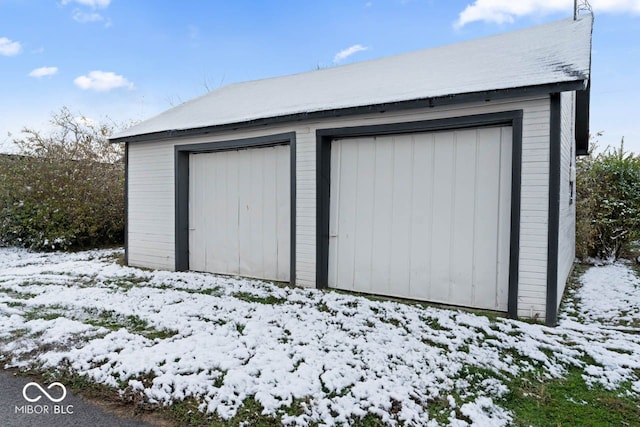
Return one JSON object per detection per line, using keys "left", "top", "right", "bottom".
{"left": 110, "top": 79, "right": 588, "bottom": 144}
{"left": 575, "top": 79, "right": 591, "bottom": 156}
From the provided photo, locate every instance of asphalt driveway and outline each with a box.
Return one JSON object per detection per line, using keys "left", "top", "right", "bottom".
{"left": 0, "top": 370, "right": 156, "bottom": 427}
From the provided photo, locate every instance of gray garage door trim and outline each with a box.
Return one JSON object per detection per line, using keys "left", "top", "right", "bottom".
{"left": 174, "top": 132, "right": 296, "bottom": 285}
{"left": 316, "top": 111, "right": 523, "bottom": 318}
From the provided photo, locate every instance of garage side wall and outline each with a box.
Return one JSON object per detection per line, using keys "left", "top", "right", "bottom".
{"left": 517, "top": 98, "right": 552, "bottom": 318}
{"left": 127, "top": 141, "right": 176, "bottom": 270}
{"left": 557, "top": 91, "right": 577, "bottom": 303}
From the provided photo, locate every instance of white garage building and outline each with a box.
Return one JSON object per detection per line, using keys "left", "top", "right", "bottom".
{"left": 111, "top": 16, "right": 593, "bottom": 325}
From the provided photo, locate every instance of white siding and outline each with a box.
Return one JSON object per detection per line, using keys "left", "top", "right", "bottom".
{"left": 557, "top": 92, "right": 577, "bottom": 303}
{"left": 517, "top": 100, "right": 551, "bottom": 318}
{"left": 127, "top": 141, "right": 175, "bottom": 270}
{"left": 294, "top": 128, "right": 317, "bottom": 287}
{"left": 127, "top": 95, "right": 553, "bottom": 319}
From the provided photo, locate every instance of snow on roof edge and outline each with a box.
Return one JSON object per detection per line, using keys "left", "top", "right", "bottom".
{"left": 110, "top": 80, "right": 588, "bottom": 143}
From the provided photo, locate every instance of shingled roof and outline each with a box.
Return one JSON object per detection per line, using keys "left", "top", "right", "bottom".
{"left": 112, "top": 15, "right": 593, "bottom": 143}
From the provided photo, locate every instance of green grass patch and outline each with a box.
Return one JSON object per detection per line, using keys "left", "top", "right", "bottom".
{"left": 423, "top": 392, "right": 476, "bottom": 426}
{"left": 506, "top": 366, "right": 640, "bottom": 426}
{"left": 232, "top": 291, "right": 286, "bottom": 305}
{"left": 23, "top": 304, "right": 68, "bottom": 321}
{"left": 152, "top": 283, "right": 223, "bottom": 297}
{"left": 213, "top": 370, "right": 225, "bottom": 388}
{"left": 196, "top": 287, "right": 222, "bottom": 295}
{"left": 10, "top": 305, "right": 176, "bottom": 340}
{"left": 0, "top": 287, "right": 37, "bottom": 300}
{"left": 175, "top": 286, "right": 222, "bottom": 296}
{"left": 349, "top": 413, "right": 394, "bottom": 426}
{"left": 558, "top": 263, "right": 591, "bottom": 320}
{"left": 316, "top": 301, "right": 332, "bottom": 313}
{"left": 166, "top": 396, "right": 282, "bottom": 426}
{"left": 420, "top": 316, "right": 450, "bottom": 331}
{"left": 165, "top": 397, "right": 211, "bottom": 426}
{"left": 44, "top": 369, "right": 111, "bottom": 396}
{"left": 235, "top": 322, "right": 246, "bottom": 335}
{"left": 4, "top": 300, "right": 26, "bottom": 308}
{"left": 5, "top": 328, "right": 29, "bottom": 338}
{"left": 379, "top": 316, "right": 402, "bottom": 328}
{"left": 103, "top": 275, "right": 150, "bottom": 290}
{"left": 83, "top": 309, "right": 178, "bottom": 340}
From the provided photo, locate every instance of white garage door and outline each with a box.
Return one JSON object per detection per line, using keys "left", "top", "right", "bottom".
{"left": 328, "top": 127, "right": 512, "bottom": 311}
{"left": 189, "top": 145, "right": 290, "bottom": 282}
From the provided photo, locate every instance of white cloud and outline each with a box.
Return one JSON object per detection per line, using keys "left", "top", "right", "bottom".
{"left": 61, "top": 0, "right": 111, "bottom": 8}
{"left": 455, "top": 0, "right": 640, "bottom": 28}
{"left": 74, "top": 116, "right": 96, "bottom": 126}
{"left": 590, "top": 0, "right": 640, "bottom": 12}
{"left": 74, "top": 71, "right": 134, "bottom": 91}
{"left": 72, "top": 9, "right": 104, "bottom": 23}
{"left": 63, "top": 0, "right": 112, "bottom": 26}
{"left": 333, "top": 44, "right": 369, "bottom": 63}
{"left": 28, "top": 67, "right": 59, "bottom": 78}
{"left": 0, "top": 37, "right": 22, "bottom": 56}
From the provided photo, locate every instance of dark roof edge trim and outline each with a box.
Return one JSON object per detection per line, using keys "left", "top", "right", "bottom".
{"left": 575, "top": 80, "right": 591, "bottom": 156}
{"left": 110, "top": 80, "right": 587, "bottom": 144}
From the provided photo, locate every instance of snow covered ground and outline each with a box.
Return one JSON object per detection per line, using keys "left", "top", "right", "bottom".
{"left": 0, "top": 248, "right": 639, "bottom": 426}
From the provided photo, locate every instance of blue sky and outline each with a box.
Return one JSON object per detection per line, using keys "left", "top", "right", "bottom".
{"left": 1, "top": 0, "right": 639, "bottom": 153}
